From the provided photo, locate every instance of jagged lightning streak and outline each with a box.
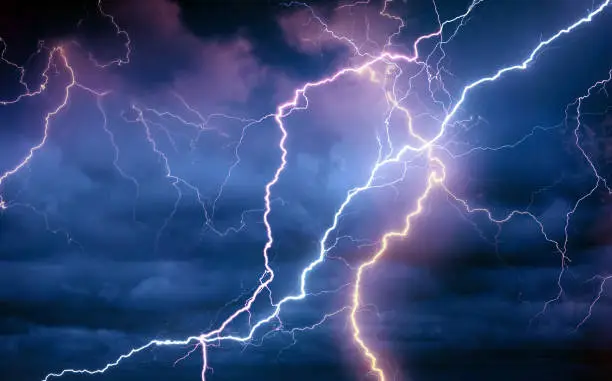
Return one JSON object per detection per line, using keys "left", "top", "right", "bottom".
{"left": 130, "top": 100, "right": 277, "bottom": 236}
{"left": 23, "top": 1, "right": 612, "bottom": 380}
{"left": 0, "top": 45, "right": 52, "bottom": 108}
{"left": 438, "top": 66, "right": 612, "bottom": 327}
{"left": 441, "top": 2, "right": 612, "bottom": 320}
{"left": 441, "top": 64, "right": 612, "bottom": 330}
{"left": 0, "top": 46, "right": 99, "bottom": 209}
{"left": 351, "top": 156, "right": 445, "bottom": 381}
{"left": 349, "top": 1, "right": 612, "bottom": 379}
{"left": 199, "top": 339, "right": 209, "bottom": 381}
{"left": 561, "top": 68, "right": 612, "bottom": 329}
{"left": 0, "top": 46, "right": 114, "bottom": 257}
{"left": 0, "top": 0, "right": 129, "bottom": 209}
{"left": 121, "top": 8, "right": 481, "bottom": 365}
{"left": 568, "top": 68, "right": 612, "bottom": 194}
{"left": 95, "top": 95, "right": 143, "bottom": 224}
{"left": 0, "top": 37, "right": 45, "bottom": 97}
{"left": 575, "top": 274, "right": 612, "bottom": 331}
{"left": 41, "top": 3, "right": 482, "bottom": 379}
{"left": 89, "top": 0, "right": 131, "bottom": 67}
{"left": 271, "top": 305, "right": 351, "bottom": 360}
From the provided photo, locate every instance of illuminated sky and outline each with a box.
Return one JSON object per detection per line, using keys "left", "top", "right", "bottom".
{"left": 1, "top": 1, "right": 612, "bottom": 380}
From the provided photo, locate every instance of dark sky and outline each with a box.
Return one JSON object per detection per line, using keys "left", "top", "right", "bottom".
{"left": 1, "top": 0, "right": 612, "bottom": 380}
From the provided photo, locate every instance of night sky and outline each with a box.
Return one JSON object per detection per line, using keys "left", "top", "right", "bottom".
{"left": 1, "top": 1, "right": 612, "bottom": 380}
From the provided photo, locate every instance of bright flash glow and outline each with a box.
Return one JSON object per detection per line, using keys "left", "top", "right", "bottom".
{"left": 0, "top": 1, "right": 610, "bottom": 381}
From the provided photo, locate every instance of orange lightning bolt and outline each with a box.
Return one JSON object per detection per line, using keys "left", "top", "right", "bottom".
{"left": 350, "top": 153, "right": 445, "bottom": 381}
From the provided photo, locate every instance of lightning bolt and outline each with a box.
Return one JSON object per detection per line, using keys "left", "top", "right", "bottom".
{"left": 1, "top": 0, "right": 610, "bottom": 380}
{"left": 0, "top": 46, "right": 110, "bottom": 210}
{"left": 38, "top": 2, "right": 482, "bottom": 378}
{"left": 574, "top": 274, "right": 612, "bottom": 331}
{"left": 87, "top": 0, "right": 132, "bottom": 68}
{"left": 351, "top": 156, "right": 445, "bottom": 381}
{"left": 130, "top": 97, "right": 278, "bottom": 237}
{"left": 96, "top": 95, "right": 142, "bottom": 223}
{"left": 0, "top": 0, "right": 128, "bottom": 208}
{"left": 348, "top": 2, "right": 612, "bottom": 378}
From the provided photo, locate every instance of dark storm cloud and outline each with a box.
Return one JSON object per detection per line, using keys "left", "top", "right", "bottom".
{"left": 1, "top": 1, "right": 612, "bottom": 381}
